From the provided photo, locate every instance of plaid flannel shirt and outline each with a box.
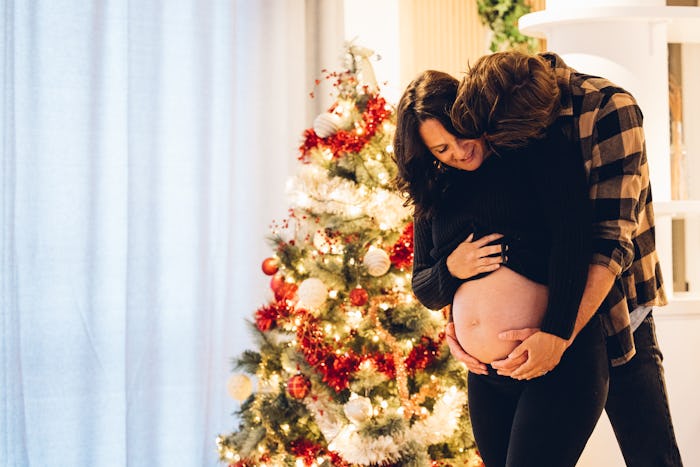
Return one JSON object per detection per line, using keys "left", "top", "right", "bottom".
{"left": 542, "top": 53, "right": 668, "bottom": 366}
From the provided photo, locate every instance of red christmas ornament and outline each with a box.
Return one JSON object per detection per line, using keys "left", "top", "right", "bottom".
{"left": 287, "top": 374, "right": 311, "bottom": 399}
{"left": 277, "top": 282, "right": 298, "bottom": 302}
{"left": 270, "top": 275, "right": 297, "bottom": 301}
{"left": 270, "top": 274, "right": 285, "bottom": 293}
{"left": 349, "top": 287, "right": 368, "bottom": 306}
{"left": 261, "top": 257, "right": 279, "bottom": 276}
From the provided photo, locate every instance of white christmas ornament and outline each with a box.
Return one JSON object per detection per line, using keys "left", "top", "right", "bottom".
{"left": 344, "top": 395, "right": 373, "bottom": 425}
{"left": 226, "top": 373, "right": 253, "bottom": 401}
{"left": 297, "top": 277, "right": 328, "bottom": 310}
{"left": 313, "top": 112, "right": 344, "bottom": 138}
{"left": 363, "top": 247, "right": 391, "bottom": 276}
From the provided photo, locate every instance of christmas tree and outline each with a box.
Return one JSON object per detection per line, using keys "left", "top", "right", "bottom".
{"left": 217, "top": 45, "right": 482, "bottom": 467}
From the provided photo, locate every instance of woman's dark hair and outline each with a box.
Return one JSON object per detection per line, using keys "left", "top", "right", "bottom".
{"left": 393, "top": 70, "right": 460, "bottom": 219}
{"left": 451, "top": 51, "right": 560, "bottom": 151}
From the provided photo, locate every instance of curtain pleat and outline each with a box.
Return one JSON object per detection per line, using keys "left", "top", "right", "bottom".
{"left": 1, "top": 1, "right": 331, "bottom": 465}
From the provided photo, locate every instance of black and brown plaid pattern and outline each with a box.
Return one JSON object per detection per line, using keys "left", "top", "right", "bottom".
{"left": 542, "top": 53, "right": 668, "bottom": 366}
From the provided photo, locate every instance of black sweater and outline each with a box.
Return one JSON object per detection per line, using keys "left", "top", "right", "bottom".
{"left": 412, "top": 128, "right": 591, "bottom": 339}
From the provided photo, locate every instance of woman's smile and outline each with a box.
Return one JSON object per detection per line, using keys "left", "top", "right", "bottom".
{"left": 419, "top": 118, "right": 487, "bottom": 171}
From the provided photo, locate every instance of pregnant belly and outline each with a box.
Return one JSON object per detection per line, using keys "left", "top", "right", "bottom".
{"left": 452, "top": 267, "right": 548, "bottom": 364}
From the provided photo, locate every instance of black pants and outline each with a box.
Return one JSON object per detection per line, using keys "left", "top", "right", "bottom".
{"left": 467, "top": 317, "right": 609, "bottom": 467}
{"left": 605, "top": 313, "right": 683, "bottom": 466}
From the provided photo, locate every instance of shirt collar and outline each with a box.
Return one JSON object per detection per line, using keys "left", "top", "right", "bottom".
{"left": 540, "top": 52, "right": 574, "bottom": 118}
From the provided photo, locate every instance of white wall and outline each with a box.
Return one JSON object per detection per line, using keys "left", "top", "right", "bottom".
{"left": 343, "top": 0, "right": 401, "bottom": 103}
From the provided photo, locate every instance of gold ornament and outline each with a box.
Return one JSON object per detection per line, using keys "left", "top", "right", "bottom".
{"left": 226, "top": 373, "right": 253, "bottom": 401}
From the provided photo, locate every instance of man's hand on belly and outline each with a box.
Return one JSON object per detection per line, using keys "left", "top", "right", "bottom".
{"left": 491, "top": 330, "right": 567, "bottom": 380}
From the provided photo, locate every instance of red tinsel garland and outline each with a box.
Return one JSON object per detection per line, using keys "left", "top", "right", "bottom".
{"left": 254, "top": 300, "right": 293, "bottom": 332}
{"left": 290, "top": 438, "right": 350, "bottom": 467}
{"left": 404, "top": 336, "right": 442, "bottom": 372}
{"left": 299, "top": 95, "right": 392, "bottom": 161}
{"left": 389, "top": 222, "right": 414, "bottom": 270}
{"left": 296, "top": 314, "right": 361, "bottom": 392}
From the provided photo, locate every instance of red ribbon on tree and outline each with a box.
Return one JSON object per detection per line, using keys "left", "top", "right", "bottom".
{"left": 299, "top": 95, "right": 392, "bottom": 161}
{"left": 390, "top": 222, "right": 414, "bottom": 270}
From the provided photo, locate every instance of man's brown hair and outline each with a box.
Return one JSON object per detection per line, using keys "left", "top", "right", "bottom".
{"left": 451, "top": 51, "right": 560, "bottom": 152}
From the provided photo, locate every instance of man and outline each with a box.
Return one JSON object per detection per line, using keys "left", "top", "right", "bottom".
{"left": 445, "top": 51, "right": 682, "bottom": 467}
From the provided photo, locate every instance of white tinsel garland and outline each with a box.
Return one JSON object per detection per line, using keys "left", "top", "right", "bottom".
{"left": 304, "top": 385, "right": 467, "bottom": 466}
{"left": 408, "top": 385, "right": 467, "bottom": 442}
{"left": 286, "top": 165, "right": 409, "bottom": 230}
{"left": 329, "top": 426, "right": 402, "bottom": 465}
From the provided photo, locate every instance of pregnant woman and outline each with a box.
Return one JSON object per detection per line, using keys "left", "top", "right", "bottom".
{"left": 393, "top": 67, "right": 609, "bottom": 467}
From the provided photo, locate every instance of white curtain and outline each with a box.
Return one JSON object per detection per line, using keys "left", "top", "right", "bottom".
{"left": 1, "top": 1, "right": 343, "bottom": 465}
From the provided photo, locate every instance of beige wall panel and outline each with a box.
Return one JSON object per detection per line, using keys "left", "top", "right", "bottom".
{"left": 399, "top": 0, "right": 488, "bottom": 88}
{"left": 398, "top": 0, "right": 547, "bottom": 89}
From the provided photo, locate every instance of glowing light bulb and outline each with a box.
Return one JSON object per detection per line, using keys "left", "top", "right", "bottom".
{"left": 298, "top": 193, "right": 311, "bottom": 208}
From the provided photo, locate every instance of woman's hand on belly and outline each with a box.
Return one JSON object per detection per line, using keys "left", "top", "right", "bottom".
{"left": 445, "top": 322, "right": 489, "bottom": 375}
{"left": 450, "top": 268, "right": 548, "bottom": 364}
{"left": 446, "top": 233, "right": 504, "bottom": 279}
